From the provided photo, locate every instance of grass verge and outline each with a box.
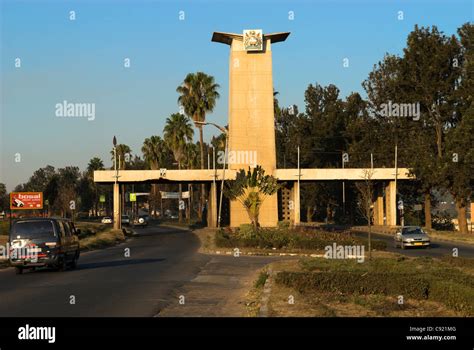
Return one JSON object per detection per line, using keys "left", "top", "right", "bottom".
{"left": 266, "top": 256, "right": 474, "bottom": 316}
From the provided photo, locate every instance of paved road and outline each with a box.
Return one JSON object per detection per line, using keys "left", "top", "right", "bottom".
{"left": 0, "top": 225, "right": 276, "bottom": 317}
{"left": 352, "top": 231, "right": 474, "bottom": 258}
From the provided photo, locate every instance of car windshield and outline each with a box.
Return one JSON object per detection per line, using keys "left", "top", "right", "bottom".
{"left": 402, "top": 228, "right": 423, "bottom": 235}
{"left": 12, "top": 221, "right": 56, "bottom": 239}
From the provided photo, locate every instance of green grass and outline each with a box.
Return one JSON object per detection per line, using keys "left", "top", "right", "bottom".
{"left": 275, "top": 256, "right": 474, "bottom": 315}
{"left": 254, "top": 271, "right": 269, "bottom": 289}
{"left": 79, "top": 229, "right": 126, "bottom": 251}
{"left": 75, "top": 221, "right": 110, "bottom": 239}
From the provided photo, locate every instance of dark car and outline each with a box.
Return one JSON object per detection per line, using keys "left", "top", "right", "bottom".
{"left": 121, "top": 215, "right": 130, "bottom": 226}
{"left": 9, "top": 217, "right": 80, "bottom": 274}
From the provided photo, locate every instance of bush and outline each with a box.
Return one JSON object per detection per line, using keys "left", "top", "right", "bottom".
{"left": 441, "top": 256, "right": 474, "bottom": 269}
{"left": 430, "top": 281, "right": 474, "bottom": 315}
{"left": 215, "top": 229, "right": 236, "bottom": 248}
{"left": 215, "top": 227, "right": 387, "bottom": 251}
{"left": 432, "top": 211, "right": 455, "bottom": 231}
{"left": 275, "top": 271, "right": 430, "bottom": 299}
{"left": 277, "top": 220, "right": 290, "bottom": 230}
{"left": 238, "top": 224, "right": 257, "bottom": 239}
{"left": 279, "top": 257, "right": 474, "bottom": 315}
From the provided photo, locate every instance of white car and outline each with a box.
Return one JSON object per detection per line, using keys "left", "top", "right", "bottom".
{"left": 101, "top": 217, "right": 112, "bottom": 224}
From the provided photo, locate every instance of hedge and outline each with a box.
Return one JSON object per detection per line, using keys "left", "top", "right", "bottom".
{"left": 215, "top": 227, "right": 386, "bottom": 251}
{"left": 275, "top": 271, "right": 430, "bottom": 300}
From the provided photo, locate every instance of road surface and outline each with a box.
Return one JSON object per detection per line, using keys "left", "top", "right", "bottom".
{"left": 0, "top": 225, "right": 276, "bottom": 317}
{"left": 352, "top": 230, "right": 474, "bottom": 258}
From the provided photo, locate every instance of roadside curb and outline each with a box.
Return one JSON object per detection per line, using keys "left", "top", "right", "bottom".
{"left": 206, "top": 250, "right": 325, "bottom": 258}
{"left": 258, "top": 267, "right": 274, "bottom": 317}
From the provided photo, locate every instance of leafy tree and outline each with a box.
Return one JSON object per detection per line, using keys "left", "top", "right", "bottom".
{"left": 86, "top": 157, "right": 104, "bottom": 216}
{"left": 401, "top": 25, "right": 461, "bottom": 228}
{"left": 442, "top": 23, "right": 474, "bottom": 234}
{"left": 224, "top": 166, "right": 281, "bottom": 231}
{"left": 444, "top": 111, "right": 474, "bottom": 233}
{"left": 355, "top": 169, "right": 375, "bottom": 260}
{"left": 0, "top": 183, "right": 8, "bottom": 212}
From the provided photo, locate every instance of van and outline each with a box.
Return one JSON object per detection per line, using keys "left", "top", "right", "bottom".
{"left": 9, "top": 218, "right": 80, "bottom": 274}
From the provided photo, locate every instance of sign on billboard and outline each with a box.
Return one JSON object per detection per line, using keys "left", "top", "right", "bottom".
{"left": 10, "top": 192, "right": 43, "bottom": 210}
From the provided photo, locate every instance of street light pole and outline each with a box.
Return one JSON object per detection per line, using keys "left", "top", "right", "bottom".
{"left": 195, "top": 121, "right": 228, "bottom": 228}
{"left": 342, "top": 152, "right": 345, "bottom": 215}
{"left": 113, "top": 136, "right": 121, "bottom": 230}
{"left": 218, "top": 133, "right": 229, "bottom": 228}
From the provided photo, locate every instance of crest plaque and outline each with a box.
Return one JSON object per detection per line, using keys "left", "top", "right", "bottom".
{"left": 243, "top": 29, "right": 263, "bottom": 51}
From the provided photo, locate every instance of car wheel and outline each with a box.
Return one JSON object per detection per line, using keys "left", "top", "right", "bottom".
{"left": 57, "top": 256, "right": 67, "bottom": 272}
{"left": 15, "top": 267, "right": 23, "bottom": 275}
{"left": 70, "top": 252, "right": 79, "bottom": 269}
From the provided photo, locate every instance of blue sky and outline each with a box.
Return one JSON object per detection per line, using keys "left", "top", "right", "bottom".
{"left": 1, "top": 0, "right": 472, "bottom": 190}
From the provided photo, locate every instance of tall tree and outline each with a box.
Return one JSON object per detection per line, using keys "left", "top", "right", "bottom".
{"left": 142, "top": 136, "right": 169, "bottom": 218}
{"left": 444, "top": 23, "right": 474, "bottom": 233}
{"left": 401, "top": 25, "right": 462, "bottom": 228}
{"left": 0, "top": 183, "right": 7, "bottom": 212}
{"left": 177, "top": 72, "right": 220, "bottom": 219}
{"left": 163, "top": 113, "right": 194, "bottom": 222}
{"left": 87, "top": 157, "right": 104, "bottom": 216}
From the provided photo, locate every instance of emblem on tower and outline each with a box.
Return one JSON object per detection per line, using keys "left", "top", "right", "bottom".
{"left": 243, "top": 29, "right": 263, "bottom": 51}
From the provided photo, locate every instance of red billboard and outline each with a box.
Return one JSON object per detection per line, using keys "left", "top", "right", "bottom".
{"left": 10, "top": 192, "right": 43, "bottom": 210}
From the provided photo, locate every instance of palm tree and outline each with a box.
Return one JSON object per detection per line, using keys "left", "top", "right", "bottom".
{"left": 177, "top": 72, "right": 220, "bottom": 219}
{"left": 87, "top": 157, "right": 104, "bottom": 216}
{"left": 142, "top": 136, "right": 167, "bottom": 170}
{"left": 142, "top": 136, "right": 168, "bottom": 218}
{"left": 163, "top": 113, "right": 194, "bottom": 222}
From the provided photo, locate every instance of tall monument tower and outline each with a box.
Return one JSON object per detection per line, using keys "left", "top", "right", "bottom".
{"left": 212, "top": 30, "right": 290, "bottom": 227}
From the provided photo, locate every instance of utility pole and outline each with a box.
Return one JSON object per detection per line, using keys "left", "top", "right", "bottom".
{"left": 342, "top": 152, "right": 345, "bottom": 216}
{"left": 113, "top": 136, "right": 121, "bottom": 230}
{"left": 296, "top": 145, "right": 301, "bottom": 225}
{"left": 219, "top": 133, "right": 228, "bottom": 228}
{"left": 193, "top": 121, "right": 228, "bottom": 228}
{"left": 394, "top": 145, "right": 400, "bottom": 226}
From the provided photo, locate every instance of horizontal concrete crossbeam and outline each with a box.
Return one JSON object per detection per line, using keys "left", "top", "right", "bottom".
{"left": 275, "top": 168, "right": 413, "bottom": 181}
{"left": 94, "top": 168, "right": 413, "bottom": 184}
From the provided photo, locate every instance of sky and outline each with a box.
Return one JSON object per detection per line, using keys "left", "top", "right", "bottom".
{"left": 1, "top": 0, "right": 472, "bottom": 191}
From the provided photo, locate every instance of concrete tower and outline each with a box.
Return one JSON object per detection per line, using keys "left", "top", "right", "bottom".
{"left": 212, "top": 30, "right": 290, "bottom": 227}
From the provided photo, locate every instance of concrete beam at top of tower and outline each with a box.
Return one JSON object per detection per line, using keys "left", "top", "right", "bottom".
{"left": 211, "top": 31, "right": 290, "bottom": 45}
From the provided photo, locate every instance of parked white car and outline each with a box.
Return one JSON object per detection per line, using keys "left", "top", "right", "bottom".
{"left": 101, "top": 217, "right": 112, "bottom": 224}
